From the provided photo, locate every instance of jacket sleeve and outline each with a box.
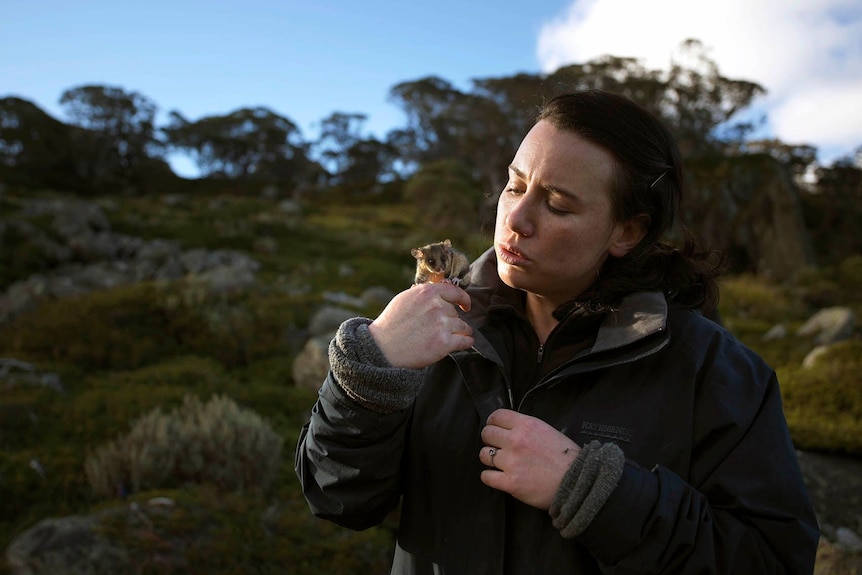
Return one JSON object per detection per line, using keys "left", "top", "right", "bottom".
{"left": 295, "top": 317, "right": 429, "bottom": 530}
{"left": 575, "top": 324, "right": 820, "bottom": 574}
{"left": 295, "top": 373, "right": 412, "bottom": 530}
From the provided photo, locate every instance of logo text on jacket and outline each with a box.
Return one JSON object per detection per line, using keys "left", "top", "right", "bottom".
{"left": 580, "top": 421, "right": 634, "bottom": 443}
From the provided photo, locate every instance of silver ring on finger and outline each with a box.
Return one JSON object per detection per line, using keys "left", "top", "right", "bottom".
{"left": 489, "top": 447, "right": 497, "bottom": 468}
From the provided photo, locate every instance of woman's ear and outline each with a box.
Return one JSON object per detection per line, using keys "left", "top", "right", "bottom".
{"left": 609, "top": 214, "right": 650, "bottom": 258}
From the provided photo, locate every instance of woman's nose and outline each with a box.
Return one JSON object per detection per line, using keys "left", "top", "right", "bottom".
{"left": 505, "top": 194, "right": 535, "bottom": 237}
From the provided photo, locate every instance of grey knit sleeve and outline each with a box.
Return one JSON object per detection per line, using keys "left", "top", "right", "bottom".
{"left": 549, "top": 440, "right": 626, "bottom": 538}
{"left": 327, "top": 317, "right": 427, "bottom": 414}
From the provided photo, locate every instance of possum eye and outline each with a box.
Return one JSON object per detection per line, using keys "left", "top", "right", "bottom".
{"left": 427, "top": 258, "right": 436, "bottom": 266}
{"left": 441, "top": 256, "right": 448, "bottom": 266}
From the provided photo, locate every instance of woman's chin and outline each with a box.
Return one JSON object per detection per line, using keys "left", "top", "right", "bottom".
{"left": 497, "top": 264, "right": 529, "bottom": 291}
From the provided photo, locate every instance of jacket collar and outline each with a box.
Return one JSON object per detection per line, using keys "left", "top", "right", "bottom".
{"left": 460, "top": 248, "right": 668, "bottom": 364}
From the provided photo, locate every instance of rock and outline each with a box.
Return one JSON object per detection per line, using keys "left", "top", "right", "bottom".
{"left": 147, "top": 497, "right": 175, "bottom": 508}
{"left": 361, "top": 286, "right": 395, "bottom": 307}
{"left": 308, "top": 306, "right": 357, "bottom": 337}
{"left": 47, "top": 200, "right": 111, "bottom": 237}
{"left": 179, "top": 248, "right": 209, "bottom": 274}
{"left": 322, "top": 291, "right": 366, "bottom": 309}
{"left": 0, "top": 196, "right": 263, "bottom": 323}
{"left": 797, "top": 307, "right": 856, "bottom": 346}
{"left": 5, "top": 515, "right": 130, "bottom": 575}
{"left": 278, "top": 199, "right": 302, "bottom": 215}
{"left": 137, "top": 239, "right": 181, "bottom": 264}
{"left": 802, "top": 346, "right": 831, "bottom": 369}
{"left": 762, "top": 324, "right": 787, "bottom": 341}
{"left": 197, "top": 265, "right": 257, "bottom": 293}
{"left": 292, "top": 334, "right": 333, "bottom": 392}
{"left": 261, "top": 185, "right": 280, "bottom": 199}
{"left": 0, "top": 358, "right": 63, "bottom": 393}
{"left": 154, "top": 257, "right": 187, "bottom": 281}
{"left": 835, "top": 527, "right": 862, "bottom": 552}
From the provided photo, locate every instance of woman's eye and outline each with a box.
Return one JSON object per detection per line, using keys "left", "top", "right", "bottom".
{"left": 546, "top": 202, "right": 570, "bottom": 215}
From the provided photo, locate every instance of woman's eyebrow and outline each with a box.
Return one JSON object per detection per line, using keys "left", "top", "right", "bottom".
{"left": 508, "top": 164, "right": 581, "bottom": 202}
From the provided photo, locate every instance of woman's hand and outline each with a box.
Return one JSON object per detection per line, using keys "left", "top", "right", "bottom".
{"left": 368, "top": 282, "right": 473, "bottom": 369}
{"left": 480, "top": 408, "right": 581, "bottom": 510}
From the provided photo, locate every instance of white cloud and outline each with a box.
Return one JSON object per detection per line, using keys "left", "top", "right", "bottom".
{"left": 536, "top": 0, "right": 862, "bottom": 162}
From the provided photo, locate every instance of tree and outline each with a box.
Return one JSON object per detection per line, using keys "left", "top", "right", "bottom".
{"left": 314, "top": 112, "right": 367, "bottom": 177}
{"left": 388, "top": 76, "right": 469, "bottom": 167}
{"left": 664, "top": 39, "right": 766, "bottom": 156}
{"left": 803, "top": 160, "right": 862, "bottom": 265}
{"left": 341, "top": 138, "right": 400, "bottom": 188}
{"left": 0, "top": 97, "right": 80, "bottom": 189}
{"left": 402, "top": 158, "right": 486, "bottom": 235}
{"left": 742, "top": 139, "right": 818, "bottom": 185}
{"left": 59, "top": 84, "right": 160, "bottom": 188}
{"left": 389, "top": 76, "right": 522, "bottom": 200}
{"left": 164, "top": 107, "right": 311, "bottom": 187}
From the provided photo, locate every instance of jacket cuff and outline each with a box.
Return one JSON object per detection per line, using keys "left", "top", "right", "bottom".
{"left": 549, "top": 440, "right": 625, "bottom": 538}
{"left": 328, "top": 317, "right": 426, "bottom": 414}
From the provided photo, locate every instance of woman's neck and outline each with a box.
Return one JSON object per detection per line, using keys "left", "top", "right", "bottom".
{"left": 524, "top": 293, "right": 561, "bottom": 345}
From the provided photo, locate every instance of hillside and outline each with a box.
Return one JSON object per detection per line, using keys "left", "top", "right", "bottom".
{"left": 1, "top": 186, "right": 860, "bottom": 573}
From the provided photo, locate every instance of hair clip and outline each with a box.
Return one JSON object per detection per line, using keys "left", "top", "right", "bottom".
{"left": 649, "top": 170, "right": 668, "bottom": 189}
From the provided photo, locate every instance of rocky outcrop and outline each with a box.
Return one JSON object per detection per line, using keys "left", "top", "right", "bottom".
{"left": 687, "top": 154, "right": 815, "bottom": 281}
{"left": 0, "top": 358, "right": 63, "bottom": 393}
{"left": 291, "top": 288, "right": 395, "bottom": 392}
{"left": 763, "top": 306, "right": 858, "bottom": 368}
{"left": 5, "top": 515, "right": 129, "bottom": 575}
{"left": 0, "top": 198, "right": 260, "bottom": 323}
{"left": 797, "top": 307, "right": 857, "bottom": 347}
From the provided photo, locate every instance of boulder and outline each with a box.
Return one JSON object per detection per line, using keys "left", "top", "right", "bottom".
{"left": 797, "top": 307, "right": 856, "bottom": 346}
{"left": 0, "top": 358, "right": 63, "bottom": 393}
{"left": 307, "top": 306, "right": 357, "bottom": 337}
{"left": 292, "top": 334, "right": 333, "bottom": 392}
{"left": 5, "top": 515, "right": 129, "bottom": 575}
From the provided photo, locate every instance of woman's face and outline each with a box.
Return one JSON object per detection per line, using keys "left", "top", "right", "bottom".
{"left": 494, "top": 120, "right": 643, "bottom": 307}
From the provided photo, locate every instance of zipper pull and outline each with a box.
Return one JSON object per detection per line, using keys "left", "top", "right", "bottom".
{"left": 537, "top": 343, "right": 545, "bottom": 364}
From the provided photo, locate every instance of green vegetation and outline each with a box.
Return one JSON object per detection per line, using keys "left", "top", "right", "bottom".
{"left": 85, "top": 394, "right": 284, "bottom": 499}
{"left": 3, "top": 40, "right": 861, "bottom": 572}
{"left": 0, "top": 185, "right": 859, "bottom": 573}
{"left": 719, "top": 273, "right": 862, "bottom": 455}
{"left": 779, "top": 340, "right": 862, "bottom": 455}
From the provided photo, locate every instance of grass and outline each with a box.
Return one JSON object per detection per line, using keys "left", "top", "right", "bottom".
{"left": 1, "top": 186, "right": 860, "bottom": 573}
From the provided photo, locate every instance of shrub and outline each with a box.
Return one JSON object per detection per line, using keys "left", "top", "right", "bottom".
{"left": 0, "top": 280, "right": 305, "bottom": 370}
{"left": 402, "top": 159, "right": 486, "bottom": 236}
{"left": 791, "top": 266, "right": 843, "bottom": 309}
{"left": 58, "top": 356, "right": 229, "bottom": 445}
{"left": 85, "top": 394, "right": 283, "bottom": 499}
{"left": 779, "top": 340, "right": 862, "bottom": 455}
{"left": 836, "top": 255, "right": 862, "bottom": 306}
{"left": 89, "top": 486, "right": 394, "bottom": 575}
{"left": 718, "top": 274, "right": 804, "bottom": 324}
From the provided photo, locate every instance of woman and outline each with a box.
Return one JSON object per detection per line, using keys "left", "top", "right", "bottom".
{"left": 295, "top": 90, "right": 819, "bottom": 574}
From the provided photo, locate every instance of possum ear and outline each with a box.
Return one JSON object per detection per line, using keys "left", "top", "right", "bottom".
{"left": 411, "top": 248, "right": 423, "bottom": 259}
{"left": 442, "top": 239, "right": 452, "bottom": 247}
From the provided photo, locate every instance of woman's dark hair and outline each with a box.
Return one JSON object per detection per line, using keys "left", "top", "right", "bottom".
{"left": 537, "top": 90, "right": 724, "bottom": 316}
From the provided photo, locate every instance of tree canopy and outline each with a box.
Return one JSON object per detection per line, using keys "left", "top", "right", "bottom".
{"left": 1, "top": 39, "right": 859, "bottom": 271}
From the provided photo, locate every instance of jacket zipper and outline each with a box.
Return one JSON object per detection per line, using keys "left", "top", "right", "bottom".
{"left": 537, "top": 343, "right": 545, "bottom": 364}
{"left": 515, "top": 333, "right": 669, "bottom": 412}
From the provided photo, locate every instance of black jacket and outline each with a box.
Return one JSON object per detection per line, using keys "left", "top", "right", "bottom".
{"left": 296, "top": 248, "right": 819, "bottom": 574}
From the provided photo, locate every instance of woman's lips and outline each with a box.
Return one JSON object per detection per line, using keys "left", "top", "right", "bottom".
{"left": 497, "top": 243, "right": 530, "bottom": 266}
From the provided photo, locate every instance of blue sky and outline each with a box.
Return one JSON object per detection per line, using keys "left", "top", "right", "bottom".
{"left": 3, "top": 0, "right": 861, "bottom": 175}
